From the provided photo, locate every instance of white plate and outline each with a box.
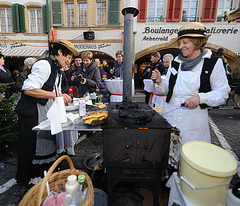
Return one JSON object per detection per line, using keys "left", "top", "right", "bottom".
{"left": 65, "top": 105, "right": 78, "bottom": 111}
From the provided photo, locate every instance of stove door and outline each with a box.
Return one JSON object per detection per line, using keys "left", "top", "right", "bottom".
{"left": 103, "top": 128, "right": 171, "bottom": 169}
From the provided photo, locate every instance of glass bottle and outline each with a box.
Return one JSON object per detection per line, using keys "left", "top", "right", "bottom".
{"left": 78, "top": 175, "right": 88, "bottom": 206}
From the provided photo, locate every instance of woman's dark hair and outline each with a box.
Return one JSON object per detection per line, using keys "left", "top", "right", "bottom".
{"left": 0, "top": 53, "right": 4, "bottom": 59}
{"left": 49, "top": 43, "right": 73, "bottom": 56}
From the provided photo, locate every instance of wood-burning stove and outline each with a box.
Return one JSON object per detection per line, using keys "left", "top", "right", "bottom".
{"left": 102, "top": 102, "right": 172, "bottom": 205}
{"left": 102, "top": 7, "right": 172, "bottom": 205}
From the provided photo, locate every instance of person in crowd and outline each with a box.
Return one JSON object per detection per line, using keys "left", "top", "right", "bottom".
{"left": 0, "top": 54, "right": 17, "bottom": 98}
{"left": 108, "top": 68, "right": 116, "bottom": 79}
{"left": 143, "top": 52, "right": 165, "bottom": 104}
{"left": 113, "top": 50, "right": 124, "bottom": 78}
{"left": 16, "top": 57, "right": 37, "bottom": 91}
{"left": 215, "top": 47, "right": 233, "bottom": 85}
{"left": 12, "top": 69, "right": 20, "bottom": 83}
{"left": 102, "top": 59, "right": 110, "bottom": 75}
{"left": 95, "top": 58, "right": 104, "bottom": 76}
{"left": 99, "top": 72, "right": 111, "bottom": 103}
{"left": 74, "top": 51, "right": 101, "bottom": 98}
{"left": 151, "top": 22, "right": 230, "bottom": 145}
{"left": 15, "top": 40, "right": 78, "bottom": 185}
{"left": 162, "top": 53, "right": 174, "bottom": 74}
{"left": 65, "top": 55, "right": 81, "bottom": 87}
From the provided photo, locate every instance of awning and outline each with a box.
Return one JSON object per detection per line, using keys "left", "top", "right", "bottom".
{"left": 1, "top": 49, "right": 47, "bottom": 57}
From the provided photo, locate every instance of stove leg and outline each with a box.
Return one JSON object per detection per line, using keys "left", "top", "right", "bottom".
{"left": 107, "top": 177, "right": 118, "bottom": 205}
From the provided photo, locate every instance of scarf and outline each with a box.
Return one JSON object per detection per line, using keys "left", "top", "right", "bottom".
{"left": 178, "top": 49, "right": 207, "bottom": 71}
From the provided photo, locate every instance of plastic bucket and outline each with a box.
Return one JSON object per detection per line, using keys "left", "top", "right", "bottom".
{"left": 180, "top": 141, "right": 237, "bottom": 206}
{"left": 94, "top": 188, "right": 108, "bottom": 206}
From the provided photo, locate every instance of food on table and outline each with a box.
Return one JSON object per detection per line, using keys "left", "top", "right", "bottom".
{"left": 82, "top": 111, "right": 108, "bottom": 124}
{"left": 93, "top": 102, "right": 106, "bottom": 109}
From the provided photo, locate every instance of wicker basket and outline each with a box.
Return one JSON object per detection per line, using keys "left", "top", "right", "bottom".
{"left": 19, "top": 155, "right": 94, "bottom": 206}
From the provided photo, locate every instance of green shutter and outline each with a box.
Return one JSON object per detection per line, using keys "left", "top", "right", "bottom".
{"left": 11, "top": 4, "right": 20, "bottom": 32}
{"left": 51, "top": 0, "right": 62, "bottom": 26}
{"left": 42, "top": 4, "right": 50, "bottom": 33}
{"left": 108, "top": 0, "right": 120, "bottom": 26}
{"left": 11, "top": 3, "right": 25, "bottom": 33}
{"left": 19, "top": 4, "right": 26, "bottom": 32}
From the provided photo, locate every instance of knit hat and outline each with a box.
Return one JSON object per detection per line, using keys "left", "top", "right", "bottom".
{"left": 169, "top": 22, "right": 211, "bottom": 48}
{"left": 101, "top": 72, "right": 108, "bottom": 77}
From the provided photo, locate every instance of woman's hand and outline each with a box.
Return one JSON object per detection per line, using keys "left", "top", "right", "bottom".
{"left": 80, "top": 78, "right": 86, "bottom": 85}
{"left": 183, "top": 95, "right": 200, "bottom": 108}
{"left": 151, "top": 69, "right": 162, "bottom": 85}
{"left": 61, "top": 93, "right": 72, "bottom": 104}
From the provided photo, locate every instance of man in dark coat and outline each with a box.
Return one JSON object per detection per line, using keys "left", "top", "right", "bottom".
{"left": 142, "top": 52, "right": 165, "bottom": 104}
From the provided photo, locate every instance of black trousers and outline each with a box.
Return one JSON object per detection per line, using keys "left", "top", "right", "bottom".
{"left": 16, "top": 114, "right": 38, "bottom": 184}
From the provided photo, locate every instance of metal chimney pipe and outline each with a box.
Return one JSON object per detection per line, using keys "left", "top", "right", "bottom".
{"left": 121, "top": 7, "right": 139, "bottom": 102}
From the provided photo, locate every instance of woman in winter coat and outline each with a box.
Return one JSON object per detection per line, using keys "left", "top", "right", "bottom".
{"left": 74, "top": 51, "right": 101, "bottom": 97}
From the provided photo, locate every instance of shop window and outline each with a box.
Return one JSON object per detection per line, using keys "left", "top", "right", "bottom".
{"left": 11, "top": 3, "right": 26, "bottom": 33}
{"left": 182, "top": 0, "right": 199, "bottom": 22}
{"left": 166, "top": 0, "right": 183, "bottom": 22}
{"left": 201, "top": 0, "right": 218, "bottom": 22}
{"left": 147, "top": 0, "right": 164, "bottom": 22}
{"left": 97, "top": 0, "right": 106, "bottom": 26}
{"left": 66, "top": 2, "right": 74, "bottom": 27}
{"left": 216, "top": 0, "right": 234, "bottom": 22}
{"left": 79, "top": 1, "right": 87, "bottom": 26}
{"left": 0, "top": 8, "right": 12, "bottom": 33}
{"left": 51, "top": 0, "right": 62, "bottom": 26}
{"left": 108, "top": 0, "right": 120, "bottom": 26}
{"left": 29, "top": 8, "right": 43, "bottom": 33}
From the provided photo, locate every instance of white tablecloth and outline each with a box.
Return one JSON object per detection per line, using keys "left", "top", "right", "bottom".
{"left": 143, "top": 79, "right": 167, "bottom": 107}
{"left": 104, "top": 79, "right": 135, "bottom": 102}
{"left": 166, "top": 172, "right": 194, "bottom": 206}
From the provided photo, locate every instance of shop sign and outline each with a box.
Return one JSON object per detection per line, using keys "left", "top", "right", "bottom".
{"left": 141, "top": 26, "right": 239, "bottom": 42}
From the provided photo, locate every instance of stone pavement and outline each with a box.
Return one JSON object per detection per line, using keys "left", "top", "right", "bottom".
{"left": 0, "top": 99, "right": 239, "bottom": 206}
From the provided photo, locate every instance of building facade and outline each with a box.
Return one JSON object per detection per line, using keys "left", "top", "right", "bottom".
{"left": 0, "top": 0, "right": 240, "bottom": 82}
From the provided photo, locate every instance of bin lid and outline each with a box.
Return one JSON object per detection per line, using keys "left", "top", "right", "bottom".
{"left": 181, "top": 141, "right": 237, "bottom": 177}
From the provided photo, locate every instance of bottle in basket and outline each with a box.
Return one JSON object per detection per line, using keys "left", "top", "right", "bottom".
{"left": 64, "top": 175, "right": 80, "bottom": 205}
{"left": 78, "top": 175, "right": 88, "bottom": 205}
{"left": 79, "top": 100, "right": 86, "bottom": 117}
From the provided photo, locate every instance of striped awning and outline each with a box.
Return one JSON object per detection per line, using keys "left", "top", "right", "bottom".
{"left": 1, "top": 49, "right": 47, "bottom": 57}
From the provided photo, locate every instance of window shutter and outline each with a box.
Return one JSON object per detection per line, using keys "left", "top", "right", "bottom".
{"left": 166, "top": 0, "right": 174, "bottom": 22}
{"left": 166, "top": 0, "right": 183, "bottom": 22}
{"left": 108, "top": 0, "right": 120, "bottom": 26}
{"left": 138, "top": 0, "right": 147, "bottom": 22}
{"left": 42, "top": 4, "right": 50, "bottom": 33}
{"left": 18, "top": 4, "right": 26, "bottom": 32}
{"left": 172, "top": 0, "right": 183, "bottom": 21}
{"left": 51, "top": 0, "right": 62, "bottom": 26}
{"left": 11, "top": 3, "right": 26, "bottom": 33}
{"left": 11, "top": 4, "right": 20, "bottom": 32}
{"left": 202, "top": 0, "right": 218, "bottom": 22}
